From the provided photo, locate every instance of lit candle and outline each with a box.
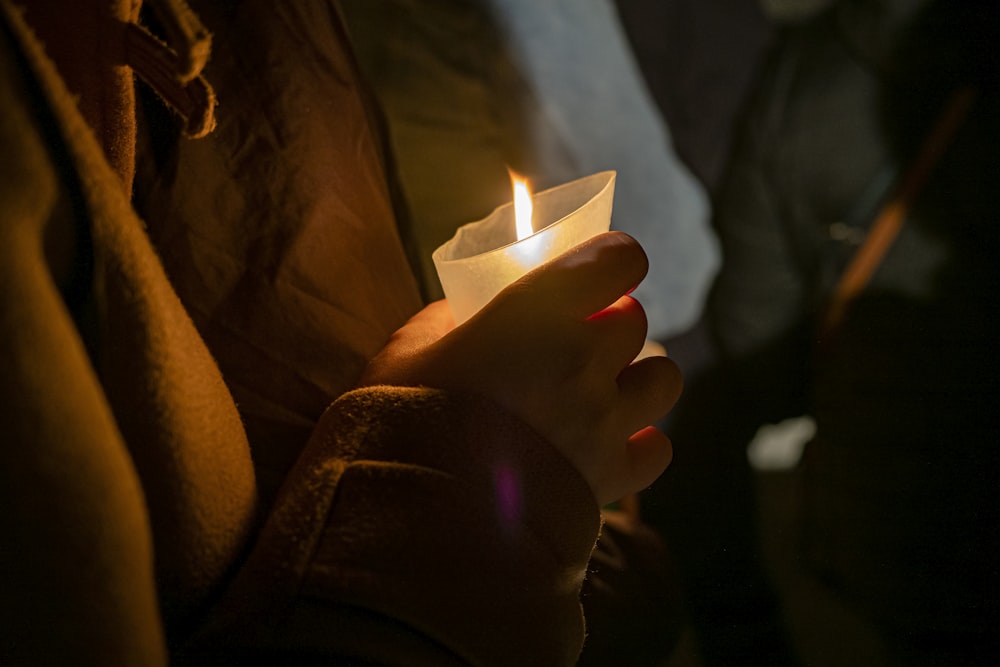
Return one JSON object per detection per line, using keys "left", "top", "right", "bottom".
{"left": 512, "top": 172, "right": 534, "bottom": 240}
{"left": 433, "top": 170, "right": 616, "bottom": 324}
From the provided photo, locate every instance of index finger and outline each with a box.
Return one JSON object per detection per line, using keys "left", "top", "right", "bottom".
{"left": 517, "top": 231, "right": 649, "bottom": 320}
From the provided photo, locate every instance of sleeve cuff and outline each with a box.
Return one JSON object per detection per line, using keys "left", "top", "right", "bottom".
{"left": 197, "top": 385, "right": 601, "bottom": 666}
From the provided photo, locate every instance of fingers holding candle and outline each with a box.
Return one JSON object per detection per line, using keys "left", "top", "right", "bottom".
{"left": 460, "top": 233, "right": 681, "bottom": 506}
{"left": 622, "top": 427, "right": 675, "bottom": 502}
{"left": 422, "top": 168, "right": 683, "bottom": 508}
{"left": 385, "top": 299, "right": 456, "bottom": 349}
{"left": 580, "top": 352, "right": 682, "bottom": 507}
{"left": 377, "top": 212, "right": 683, "bottom": 508}
{"left": 516, "top": 231, "right": 649, "bottom": 321}
{"left": 587, "top": 293, "right": 649, "bottom": 372}
{"left": 359, "top": 300, "right": 455, "bottom": 388}
{"left": 513, "top": 234, "right": 680, "bottom": 505}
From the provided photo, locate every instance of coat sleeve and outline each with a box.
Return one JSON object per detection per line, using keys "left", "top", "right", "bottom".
{"left": 0, "top": 16, "right": 167, "bottom": 663}
{"left": 187, "top": 386, "right": 602, "bottom": 666}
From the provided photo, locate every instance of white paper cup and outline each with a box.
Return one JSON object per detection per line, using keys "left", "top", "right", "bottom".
{"left": 433, "top": 170, "right": 616, "bottom": 325}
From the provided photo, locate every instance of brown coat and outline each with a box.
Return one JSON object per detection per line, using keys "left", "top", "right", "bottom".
{"left": 0, "top": 1, "right": 599, "bottom": 664}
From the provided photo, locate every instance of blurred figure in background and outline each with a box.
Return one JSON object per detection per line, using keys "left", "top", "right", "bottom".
{"left": 614, "top": 0, "right": 775, "bottom": 195}
{"left": 642, "top": 0, "right": 1000, "bottom": 664}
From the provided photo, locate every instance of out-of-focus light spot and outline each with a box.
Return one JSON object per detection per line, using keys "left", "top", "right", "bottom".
{"left": 494, "top": 463, "right": 523, "bottom": 529}
{"left": 747, "top": 415, "right": 815, "bottom": 471}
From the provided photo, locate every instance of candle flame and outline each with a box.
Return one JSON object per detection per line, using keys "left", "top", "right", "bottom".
{"left": 510, "top": 171, "right": 534, "bottom": 241}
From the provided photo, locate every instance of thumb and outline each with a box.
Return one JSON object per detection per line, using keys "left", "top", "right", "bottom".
{"left": 359, "top": 300, "right": 455, "bottom": 387}
{"left": 517, "top": 231, "right": 649, "bottom": 320}
{"left": 387, "top": 300, "right": 455, "bottom": 353}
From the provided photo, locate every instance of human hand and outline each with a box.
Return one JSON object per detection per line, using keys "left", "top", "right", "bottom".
{"left": 360, "top": 232, "right": 683, "bottom": 506}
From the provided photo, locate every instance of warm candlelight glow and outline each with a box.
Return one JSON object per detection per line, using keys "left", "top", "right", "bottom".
{"left": 510, "top": 171, "right": 534, "bottom": 241}
{"left": 433, "top": 170, "right": 617, "bottom": 325}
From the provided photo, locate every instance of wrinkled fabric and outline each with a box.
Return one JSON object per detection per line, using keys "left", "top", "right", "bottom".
{"left": 184, "top": 387, "right": 599, "bottom": 666}
{"left": 1, "top": 1, "right": 255, "bottom": 658}
{"left": 3, "top": 0, "right": 603, "bottom": 664}
{"left": 136, "top": 0, "right": 425, "bottom": 503}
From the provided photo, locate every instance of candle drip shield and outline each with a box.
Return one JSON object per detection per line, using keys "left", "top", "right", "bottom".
{"left": 433, "top": 170, "right": 616, "bottom": 325}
